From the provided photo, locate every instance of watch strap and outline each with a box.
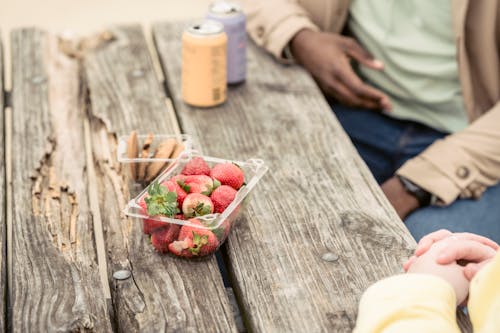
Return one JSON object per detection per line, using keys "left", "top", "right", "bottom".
{"left": 398, "top": 176, "right": 432, "bottom": 207}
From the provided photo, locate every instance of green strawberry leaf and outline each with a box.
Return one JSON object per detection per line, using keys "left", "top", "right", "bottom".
{"left": 189, "top": 231, "right": 208, "bottom": 256}
{"left": 193, "top": 202, "right": 212, "bottom": 216}
{"left": 193, "top": 232, "right": 200, "bottom": 243}
{"left": 177, "top": 179, "right": 191, "bottom": 193}
{"left": 202, "top": 181, "right": 216, "bottom": 196}
{"left": 211, "top": 227, "right": 225, "bottom": 241}
{"left": 145, "top": 181, "right": 179, "bottom": 217}
{"left": 189, "top": 247, "right": 200, "bottom": 256}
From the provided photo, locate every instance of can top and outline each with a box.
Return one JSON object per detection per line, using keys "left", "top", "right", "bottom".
{"left": 208, "top": 1, "right": 242, "bottom": 16}
{"left": 186, "top": 20, "right": 225, "bottom": 36}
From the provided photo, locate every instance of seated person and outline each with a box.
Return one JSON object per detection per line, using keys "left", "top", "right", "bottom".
{"left": 354, "top": 230, "right": 500, "bottom": 332}
{"left": 241, "top": 0, "right": 500, "bottom": 243}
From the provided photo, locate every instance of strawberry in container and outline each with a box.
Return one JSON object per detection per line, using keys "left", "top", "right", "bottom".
{"left": 123, "top": 151, "right": 268, "bottom": 259}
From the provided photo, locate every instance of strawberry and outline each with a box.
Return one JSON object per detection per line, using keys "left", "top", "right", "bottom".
{"left": 181, "top": 157, "right": 211, "bottom": 176}
{"left": 161, "top": 180, "right": 188, "bottom": 206}
{"left": 139, "top": 197, "right": 168, "bottom": 234}
{"left": 170, "top": 219, "right": 220, "bottom": 256}
{"left": 170, "top": 174, "right": 187, "bottom": 183}
{"left": 212, "top": 202, "right": 241, "bottom": 242}
{"left": 210, "top": 185, "right": 237, "bottom": 213}
{"left": 182, "top": 193, "right": 214, "bottom": 218}
{"left": 143, "top": 219, "right": 167, "bottom": 234}
{"left": 210, "top": 163, "right": 244, "bottom": 190}
{"left": 168, "top": 237, "right": 194, "bottom": 258}
{"left": 151, "top": 224, "right": 181, "bottom": 253}
{"left": 211, "top": 219, "right": 231, "bottom": 242}
{"left": 184, "top": 175, "right": 216, "bottom": 195}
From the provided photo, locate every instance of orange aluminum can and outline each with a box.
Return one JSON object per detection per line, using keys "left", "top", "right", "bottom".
{"left": 182, "top": 20, "right": 228, "bottom": 107}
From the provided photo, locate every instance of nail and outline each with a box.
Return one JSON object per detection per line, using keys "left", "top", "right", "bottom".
{"left": 130, "top": 69, "right": 144, "bottom": 78}
{"left": 321, "top": 252, "right": 339, "bottom": 262}
{"left": 113, "top": 269, "right": 132, "bottom": 280}
{"left": 31, "top": 76, "right": 46, "bottom": 85}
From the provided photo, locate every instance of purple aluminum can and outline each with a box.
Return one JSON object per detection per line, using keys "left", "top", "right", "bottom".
{"left": 207, "top": 1, "right": 247, "bottom": 84}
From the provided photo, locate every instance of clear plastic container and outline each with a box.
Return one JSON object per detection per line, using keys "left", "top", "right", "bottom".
{"left": 117, "top": 133, "right": 193, "bottom": 187}
{"left": 123, "top": 151, "right": 268, "bottom": 258}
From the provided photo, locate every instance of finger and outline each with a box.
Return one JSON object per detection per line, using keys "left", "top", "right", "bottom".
{"left": 342, "top": 37, "right": 384, "bottom": 70}
{"left": 322, "top": 79, "right": 380, "bottom": 110}
{"left": 464, "top": 263, "right": 481, "bottom": 280}
{"left": 437, "top": 240, "right": 497, "bottom": 265}
{"left": 403, "top": 255, "right": 417, "bottom": 272}
{"left": 333, "top": 67, "right": 392, "bottom": 111}
{"left": 415, "top": 229, "right": 453, "bottom": 256}
{"left": 454, "top": 232, "right": 499, "bottom": 251}
{"left": 463, "top": 261, "right": 489, "bottom": 280}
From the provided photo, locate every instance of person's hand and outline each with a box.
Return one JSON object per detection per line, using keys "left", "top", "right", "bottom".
{"left": 407, "top": 241, "right": 470, "bottom": 305}
{"left": 404, "top": 230, "right": 499, "bottom": 274}
{"left": 290, "top": 29, "right": 392, "bottom": 111}
{"left": 381, "top": 176, "right": 419, "bottom": 220}
{"left": 433, "top": 239, "right": 497, "bottom": 280}
{"left": 413, "top": 229, "right": 499, "bottom": 257}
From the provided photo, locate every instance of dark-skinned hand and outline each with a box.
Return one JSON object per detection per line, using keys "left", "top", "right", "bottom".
{"left": 290, "top": 29, "right": 392, "bottom": 111}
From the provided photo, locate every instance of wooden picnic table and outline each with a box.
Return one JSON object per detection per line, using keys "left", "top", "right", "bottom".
{"left": 0, "top": 23, "right": 472, "bottom": 332}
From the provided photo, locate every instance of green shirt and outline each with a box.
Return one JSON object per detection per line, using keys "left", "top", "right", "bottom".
{"left": 348, "top": 0, "right": 468, "bottom": 133}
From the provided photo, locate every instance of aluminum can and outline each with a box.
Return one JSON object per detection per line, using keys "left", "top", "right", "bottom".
{"left": 182, "top": 20, "right": 227, "bottom": 107}
{"left": 207, "top": 1, "right": 247, "bottom": 84}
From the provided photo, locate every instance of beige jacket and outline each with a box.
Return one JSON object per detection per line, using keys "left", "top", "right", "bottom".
{"left": 242, "top": 0, "right": 500, "bottom": 205}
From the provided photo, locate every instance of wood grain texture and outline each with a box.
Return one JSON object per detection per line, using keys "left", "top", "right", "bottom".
{"left": 9, "top": 29, "right": 112, "bottom": 332}
{"left": 154, "top": 22, "right": 417, "bottom": 333}
{"left": 0, "top": 31, "right": 6, "bottom": 333}
{"left": 84, "top": 25, "right": 237, "bottom": 333}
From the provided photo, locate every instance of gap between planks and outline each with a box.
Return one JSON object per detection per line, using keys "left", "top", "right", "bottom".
{"left": 83, "top": 116, "right": 111, "bottom": 300}
{"left": 3, "top": 28, "right": 13, "bottom": 328}
{"left": 5, "top": 104, "right": 12, "bottom": 329}
{"left": 142, "top": 24, "right": 181, "bottom": 136}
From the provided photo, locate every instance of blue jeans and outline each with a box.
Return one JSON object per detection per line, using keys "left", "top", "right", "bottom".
{"left": 332, "top": 103, "right": 500, "bottom": 243}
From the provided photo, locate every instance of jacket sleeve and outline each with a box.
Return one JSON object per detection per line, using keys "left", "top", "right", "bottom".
{"left": 468, "top": 251, "right": 500, "bottom": 333}
{"left": 353, "top": 274, "right": 460, "bottom": 333}
{"left": 240, "top": 0, "right": 320, "bottom": 62}
{"left": 396, "top": 101, "right": 500, "bottom": 205}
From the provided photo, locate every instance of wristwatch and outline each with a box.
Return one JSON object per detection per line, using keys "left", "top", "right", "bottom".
{"left": 282, "top": 44, "right": 295, "bottom": 61}
{"left": 397, "top": 176, "right": 432, "bottom": 207}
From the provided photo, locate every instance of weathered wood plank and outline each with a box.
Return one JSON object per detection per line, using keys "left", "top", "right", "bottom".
{"left": 154, "top": 22, "right": 417, "bottom": 332}
{"left": 84, "top": 25, "right": 237, "bottom": 332}
{"left": 9, "top": 28, "right": 113, "bottom": 332}
{"left": 0, "top": 30, "right": 6, "bottom": 333}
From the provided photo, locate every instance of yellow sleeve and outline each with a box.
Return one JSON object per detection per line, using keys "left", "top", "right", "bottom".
{"left": 468, "top": 251, "right": 500, "bottom": 333}
{"left": 354, "top": 274, "right": 461, "bottom": 333}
